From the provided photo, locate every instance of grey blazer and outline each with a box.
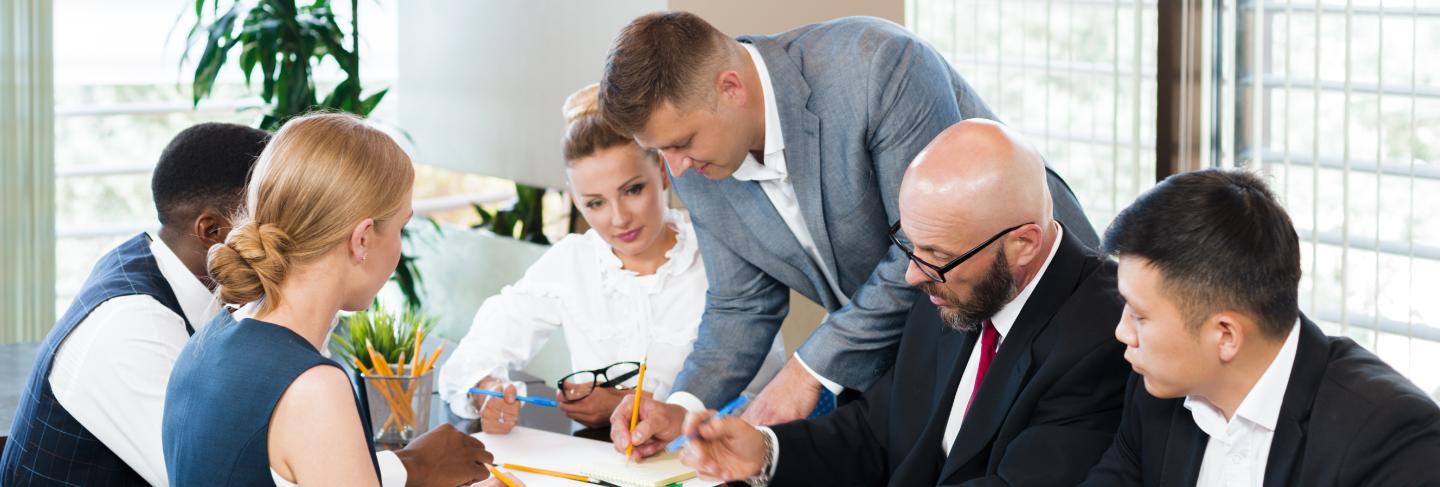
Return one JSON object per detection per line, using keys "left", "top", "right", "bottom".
{"left": 670, "top": 16, "right": 1099, "bottom": 407}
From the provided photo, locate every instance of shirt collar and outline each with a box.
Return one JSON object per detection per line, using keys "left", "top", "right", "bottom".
{"left": 148, "top": 233, "right": 223, "bottom": 330}
{"left": 1184, "top": 318, "right": 1301, "bottom": 439}
{"left": 590, "top": 209, "right": 700, "bottom": 280}
{"left": 730, "top": 43, "right": 786, "bottom": 183}
{"left": 987, "top": 222, "right": 1064, "bottom": 339}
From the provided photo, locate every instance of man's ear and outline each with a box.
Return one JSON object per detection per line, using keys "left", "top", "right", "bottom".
{"left": 192, "top": 208, "right": 231, "bottom": 248}
{"left": 1006, "top": 223, "right": 1045, "bottom": 268}
{"left": 716, "top": 70, "right": 747, "bottom": 107}
{"left": 1213, "top": 312, "right": 1246, "bottom": 363}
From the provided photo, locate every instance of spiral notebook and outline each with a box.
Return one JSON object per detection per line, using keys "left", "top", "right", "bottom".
{"left": 579, "top": 451, "right": 696, "bottom": 487}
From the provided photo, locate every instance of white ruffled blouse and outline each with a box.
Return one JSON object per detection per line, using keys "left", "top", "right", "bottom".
{"left": 438, "top": 210, "right": 784, "bottom": 418}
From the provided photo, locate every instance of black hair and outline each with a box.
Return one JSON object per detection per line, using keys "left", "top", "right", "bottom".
{"left": 151, "top": 122, "right": 270, "bottom": 226}
{"left": 1103, "top": 168, "right": 1301, "bottom": 338}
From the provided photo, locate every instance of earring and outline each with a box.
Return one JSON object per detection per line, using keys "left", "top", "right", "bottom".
{"left": 361, "top": 254, "right": 367, "bottom": 262}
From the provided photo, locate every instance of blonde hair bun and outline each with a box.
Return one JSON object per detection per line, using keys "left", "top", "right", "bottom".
{"left": 206, "top": 112, "right": 414, "bottom": 313}
{"left": 208, "top": 221, "right": 293, "bottom": 306}
{"left": 562, "top": 83, "right": 602, "bottom": 125}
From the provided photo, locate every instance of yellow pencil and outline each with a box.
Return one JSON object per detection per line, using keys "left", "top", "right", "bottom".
{"left": 484, "top": 463, "right": 519, "bottom": 487}
{"left": 625, "top": 356, "right": 648, "bottom": 463}
{"left": 497, "top": 463, "right": 599, "bottom": 484}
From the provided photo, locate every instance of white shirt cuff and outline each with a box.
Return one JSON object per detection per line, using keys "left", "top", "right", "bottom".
{"left": 794, "top": 355, "right": 844, "bottom": 395}
{"left": 758, "top": 426, "right": 781, "bottom": 479}
{"left": 376, "top": 450, "right": 408, "bottom": 487}
{"left": 665, "top": 391, "right": 708, "bottom": 413}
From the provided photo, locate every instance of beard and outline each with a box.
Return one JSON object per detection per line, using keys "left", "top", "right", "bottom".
{"left": 923, "top": 247, "right": 1019, "bottom": 332}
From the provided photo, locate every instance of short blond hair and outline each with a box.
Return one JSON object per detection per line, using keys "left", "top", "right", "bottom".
{"left": 208, "top": 113, "right": 414, "bottom": 314}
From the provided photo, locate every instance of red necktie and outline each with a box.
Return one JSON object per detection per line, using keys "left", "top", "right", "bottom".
{"left": 964, "top": 320, "right": 1000, "bottom": 417}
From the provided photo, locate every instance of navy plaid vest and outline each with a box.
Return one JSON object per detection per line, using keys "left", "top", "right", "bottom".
{"left": 1, "top": 233, "right": 194, "bottom": 486}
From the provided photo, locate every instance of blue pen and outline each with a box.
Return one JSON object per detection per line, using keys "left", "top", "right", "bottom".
{"left": 665, "top": 395, "right": 749, "bottom": 452}
{"left": 468, "top": 387, "right": 560, "bottom": 408}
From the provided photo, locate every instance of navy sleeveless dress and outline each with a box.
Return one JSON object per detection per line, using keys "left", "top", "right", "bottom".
{"left": 162, "top": 311, "right": 381, "bottom": 485}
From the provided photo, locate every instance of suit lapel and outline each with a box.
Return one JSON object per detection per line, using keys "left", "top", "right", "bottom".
{"left": 714, "top": 178, "right": 817, "bottom": 293}
{"left": 1159, "top": 406, "right": 1209, "bottom": 485}
{"left": 1262, "top": 316, "right": 1326, "bottom": 487}
{"left": 743, "top": 37, "right": 843, "bottom": 294}
{"left": 932, "top": 326, "right": 976, "bottom": 413}
{"left": 889, "top": 305, "right": 975, "bottom": 485}
{"left": 937, "top": 230, "right": 1089, "bottom": 481}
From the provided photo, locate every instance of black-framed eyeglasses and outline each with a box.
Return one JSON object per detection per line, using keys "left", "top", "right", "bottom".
{"left": 556, "top": 361, "right": 642, "bottom": 402}
{"left": 889, "top": 221, "right": 1031, "bottom": 283}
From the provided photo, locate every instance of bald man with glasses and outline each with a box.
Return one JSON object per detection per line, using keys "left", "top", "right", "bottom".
{"left": 671, "top": 119, "right": 1131, "bottom": 486}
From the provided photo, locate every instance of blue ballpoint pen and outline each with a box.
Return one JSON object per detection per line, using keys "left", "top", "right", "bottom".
{"left": 665, "top": 395, "right": 749, "bottom": 452}
{"left": 468, "top": 387, "right": 560, "bottom": 408}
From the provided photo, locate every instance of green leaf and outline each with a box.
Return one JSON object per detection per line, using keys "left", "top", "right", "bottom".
{"left": 191, "top": 3, "right": 242, "bottom": 105}
{"left": 257, "top": 19, "right": 279, "bottom": 102}
{"left": 357, "top": 88, "right": 387, "bottom": 117}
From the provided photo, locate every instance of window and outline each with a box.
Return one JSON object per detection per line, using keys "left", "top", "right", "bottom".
{"left": 1217, "top": 0, "right": 1440, "bottom": 398}
{"left": 912, "top": 0, "right": 1440, "bottom": 400}
{"left": 50, "top": 0, "right": 535, "bottom": 316}
{"left": 53, "top": 0, "right": 262, "bottom": 314}
{"left": 908, "top": 0, "right": 1160, "bottom": 230}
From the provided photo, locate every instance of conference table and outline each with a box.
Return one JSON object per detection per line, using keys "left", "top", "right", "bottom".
{"left": 0, "top": 341, "right": 41, "bottom": 452}
{"left": 402, "top": 373, "right": 725, "bottom": 487}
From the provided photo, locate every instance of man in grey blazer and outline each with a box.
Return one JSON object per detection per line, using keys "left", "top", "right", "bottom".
{"left": 599, "top": 12, "right": 1098, "bottom": 453}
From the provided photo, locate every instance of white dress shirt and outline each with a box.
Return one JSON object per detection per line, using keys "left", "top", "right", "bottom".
{"left": 667, "top": 43, "right": 848, "bottom": 413}
{"left": 1187, "top": 319, "right": 1300, "bottom": 487}
{"left": 49, "top": 234, "right": 409, "bottom": 487}
{"left": 439, "top": 211, "right": 786, "bottom": 418}
{"left": 940, "top": 223, "right": 1062, "bottom": 455}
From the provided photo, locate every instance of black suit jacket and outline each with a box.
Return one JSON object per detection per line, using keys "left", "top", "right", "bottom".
{"left": 1081, "top": 316, "right": 1440, "bottom": 486}
{"left": 768, "top": 228, "right": 1129, "bottom": 486}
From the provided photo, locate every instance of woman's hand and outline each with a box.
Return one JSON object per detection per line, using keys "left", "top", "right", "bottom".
{"left": 558, "top": 382, "right": 652, "bottom": 428}
{"left": 471, "top": 377, "right": 523, "bottom": 434}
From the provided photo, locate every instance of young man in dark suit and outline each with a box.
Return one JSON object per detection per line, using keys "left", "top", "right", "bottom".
{"left": 669, "top": 120, "right": 1130, "bottom": 486}
{"left": 1081, "top": 169, "right": 1440, "bottom": 486}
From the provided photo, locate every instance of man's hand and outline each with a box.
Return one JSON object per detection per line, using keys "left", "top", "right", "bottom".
{"left": 678, "top": 410, "right": 768, "bottom": 481}
{"left": 742, "top": 359, "right": 822, "bottom": 425}
{"left": 471, "top": 377, "right": 522, "bottom": 434}
{"left": 393, "top": 423, "right": 493, "bottom": 487}
{"left": 558, "top": 382, "right": 650, "bottom": 428}
{"left": 609, "top": 393, "right": 688, "bottom": 460}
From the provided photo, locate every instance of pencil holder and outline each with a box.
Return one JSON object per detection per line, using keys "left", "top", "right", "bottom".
{"left": 363, "top": 367, "right": 434, "bottom": 446}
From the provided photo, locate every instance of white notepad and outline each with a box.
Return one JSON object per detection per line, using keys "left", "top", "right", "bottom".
{"left": 580, "top": 451, "right": 697, "bottom": 487}
{"left": 470, "top": 427, "right": 715, "bottom": 487}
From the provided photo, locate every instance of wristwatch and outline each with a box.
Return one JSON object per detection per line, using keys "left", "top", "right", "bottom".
{"left": 744, "top": 427, "right": 777, "bottom": 486}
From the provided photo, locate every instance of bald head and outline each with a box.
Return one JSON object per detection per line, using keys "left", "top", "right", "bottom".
{"left": 899, "top": 119, "right": 1053, "bottom": 241}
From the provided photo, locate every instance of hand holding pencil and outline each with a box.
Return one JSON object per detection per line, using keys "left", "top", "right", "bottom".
{"left": 608, "top": 393, "right": 689, "bottom": 461}
{"left": 472, "top": 377, "right": 525, "bottom": 434}
{"left": 675, "top": 408, "right": 769, "bottom": 482}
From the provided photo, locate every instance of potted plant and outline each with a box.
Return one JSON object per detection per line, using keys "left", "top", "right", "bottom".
{"left": 330, "top": 303, "right": 442, "bottom": 446}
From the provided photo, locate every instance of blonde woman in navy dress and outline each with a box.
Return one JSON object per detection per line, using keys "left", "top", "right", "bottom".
{"left": 163, "top": 113, "right": 513, "bottom": 486}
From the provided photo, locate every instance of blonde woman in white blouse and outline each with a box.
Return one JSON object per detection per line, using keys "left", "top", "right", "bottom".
{"left": 439, "top": 84, "right": 784, "bottom": 433}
